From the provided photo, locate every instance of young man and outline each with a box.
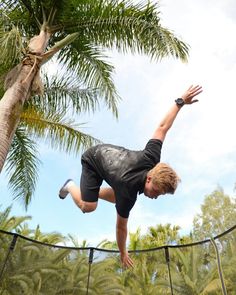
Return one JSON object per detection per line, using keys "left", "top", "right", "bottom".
{"left": 59, "top": 85, "right": 203, "bottom": 268}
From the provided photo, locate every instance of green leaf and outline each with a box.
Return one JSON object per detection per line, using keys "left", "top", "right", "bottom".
{"left": 5, "top": 127, "right": 41, "bottom": 208}
{"left": 20, "top": 107, "right": 101, "bottom": 154}
{"left": 0, "top": 25, "right": 25, "bottom": 68}
{"left": 58, "top": 42, "right": 119, "bottom": 117}
{"left": 32, "top": 72, "right": 101, "bottom": 114}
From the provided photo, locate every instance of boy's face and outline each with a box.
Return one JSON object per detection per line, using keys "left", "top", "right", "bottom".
{"left": 144, "top": 176, "right": 165, "bottom": 199}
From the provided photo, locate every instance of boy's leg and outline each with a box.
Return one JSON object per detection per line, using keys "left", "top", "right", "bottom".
{"left": 59, "top": 154, "right": 105, "bottom": 212}
{"left": 98, "top": 187, "right": 116, "bottom": 204}
{"left": 59, "top": 181, "right": 115, "bottom": 210}
{"left": 68, "top": 184, "right": 115, "bottom": 208}
{"left": 67, "top": 182, "right": 97, "bottom": 213}
{"left": 59, "top": 180, "right": 97, "bottom": 213}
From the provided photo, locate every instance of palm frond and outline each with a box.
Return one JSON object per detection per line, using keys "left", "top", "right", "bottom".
{"left": 5, "top": 126, "right": 41, "bottom": 208}
{"left": 0, "top": 25, "right": 25, "bottom": 68}
{"left": 0, "top": 205, "right": 12, "bottom": 225}
{"left": 0, "top": 205, "right": 32, "bottom": 231}
{"left": 68, "top": 234, "right": 89, "bottom": 247}
{"left": 20, "top": 107, "right": 101, "bottom": 154}
{"left": 30, "top": 72, "right": 101, "bottom": 114}
{"left": 200, "top": 278, "right": 223, "bottom": 294}
{"left": 55, "top": 0, "right": 189, "bottom": 62}
{"left": 32, "top": 224, "right": 65, "bottom": 244}
{"left": 0, "top": 0, "right": 40, "bottom": 35}
{"left": 58, "top": 42, "right": 119, "bottom": 116}
{"left": 83, "top": 15, "right": 189, "bottom": 62}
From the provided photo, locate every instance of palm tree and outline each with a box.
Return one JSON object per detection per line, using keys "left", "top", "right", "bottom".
{"left": 0, "top": 207, "right": 68, "bottom": 294}
{"left": 0, "top": 208, "right": 72, "bottom": 294}
{"left": 5, "top": 72, "right": 102, "bottom": 207}
{"left": 143, "top": 224, "right": 181, "bottom": 248}
{"left": 0, "top": 235, "right": 73, "bottom": 295}
{"left": 0, "top": 0, "right": 189, "bottom": 207}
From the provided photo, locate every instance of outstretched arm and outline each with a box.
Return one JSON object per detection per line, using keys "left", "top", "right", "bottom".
{"left": 152, "top": 85, "right": 203, "bottom": 142}
{"left": 116, "top": 214, "right": 134, "bottom": 268}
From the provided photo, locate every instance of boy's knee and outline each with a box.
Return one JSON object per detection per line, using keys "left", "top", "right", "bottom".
{"left": 82, "top": 202, "right": 97, "bottom": 213}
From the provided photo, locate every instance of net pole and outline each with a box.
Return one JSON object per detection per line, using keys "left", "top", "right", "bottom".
{"left": 86, "top": 248, "right": 94, "bottom": 295}
{"left": 210, "top": 238, "right": 228, "bottom": 295}
{"left": 165, "top": 246, "right": 174, "bottom": 295}
{"left": 0, "top": 234, "right": 18, "bottom": 283}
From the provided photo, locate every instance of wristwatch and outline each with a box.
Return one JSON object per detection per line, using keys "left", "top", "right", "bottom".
{"left": 175, "top": 98, "right": 185, "bottom": 107}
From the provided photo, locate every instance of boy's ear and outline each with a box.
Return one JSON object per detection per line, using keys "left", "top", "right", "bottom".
{"left": 146, "top": 175, "right": 152, "bottom": 183}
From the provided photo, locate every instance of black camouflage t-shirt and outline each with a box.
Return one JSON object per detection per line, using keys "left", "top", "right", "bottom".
{"left": 83, "top": 139, "right": 162, "bottom": 218}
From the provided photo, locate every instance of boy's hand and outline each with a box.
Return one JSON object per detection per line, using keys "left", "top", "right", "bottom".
{"left": 182, "top": 85, "right": 203, "bottom": 104}
{"left": 121, "top": 251, "right": 134, "bottom": 268}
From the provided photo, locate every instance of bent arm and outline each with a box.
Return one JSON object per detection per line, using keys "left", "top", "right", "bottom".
{"left": 116, "top": 213, "right": 134, "bottom": 268}
{"left": 152, "top": 85, "right": 203, "bottom": 142}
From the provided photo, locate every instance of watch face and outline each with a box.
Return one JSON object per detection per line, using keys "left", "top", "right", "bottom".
{"left": 176, "top": 98, "right": 184, "bottom": 106}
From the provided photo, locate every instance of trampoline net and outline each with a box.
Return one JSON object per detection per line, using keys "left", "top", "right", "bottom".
{"left": 0, "top": 226, "right": 235, "bottom": 295}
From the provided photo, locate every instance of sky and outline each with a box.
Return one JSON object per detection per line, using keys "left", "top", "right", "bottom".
{"left": 1, "top": 0, "right": 236, "bottom": 246}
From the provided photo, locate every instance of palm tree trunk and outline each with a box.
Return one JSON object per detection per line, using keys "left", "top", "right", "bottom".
{"left": 0, "top": 65, "right": 35, "bottom": 171}
{"left": 0, "top": 29, "right": 50, "bottom": 172}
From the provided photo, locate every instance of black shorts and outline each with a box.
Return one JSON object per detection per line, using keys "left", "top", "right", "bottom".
{"left": 80, "top": 154, "right": 103, "bottom": 203}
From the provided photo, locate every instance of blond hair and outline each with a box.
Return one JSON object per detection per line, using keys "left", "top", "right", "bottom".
{"left": 147, "top": 163, "right": 180, "bottom": 194}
